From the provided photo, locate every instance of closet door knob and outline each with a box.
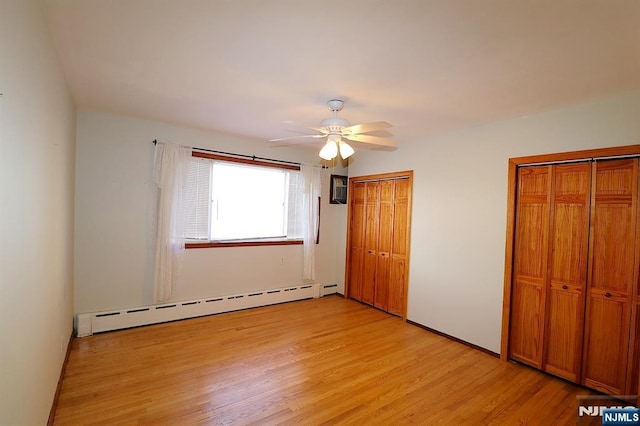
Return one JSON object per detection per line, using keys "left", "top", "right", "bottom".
{"left": 562, "top": 285, "right": 568, "bottom": 290}
{"left": 604, "top": 292, "right": 612, "bottom": 298}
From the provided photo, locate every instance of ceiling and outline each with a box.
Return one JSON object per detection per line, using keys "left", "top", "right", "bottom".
{"left": 44, "top": 0, "right": 640, "bottom": 149}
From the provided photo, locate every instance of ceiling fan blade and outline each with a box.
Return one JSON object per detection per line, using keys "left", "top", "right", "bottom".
{"left": 282, "top": 124, "right": 329, "bottom": 136}
{"left": 342, "top": 121, "right": 392, "bottom": 135}
{"left": 310, "top": 127, "right": 330, "bottom": 135}
{"left": 270, "top": 138, "right": 326, "bottom": 147}
{"left": 268, "top": 134, "right": 324, "bottom": 142}
{"left": 343, "top": 134, "right": 397, "bottom": 148}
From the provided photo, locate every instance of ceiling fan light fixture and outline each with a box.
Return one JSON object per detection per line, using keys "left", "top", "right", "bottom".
{"left": 319, "top": 140, "right": 338, "bottom": 160}
{"left": 271, "top": 99, "right": 396, "bottom": 156}
{"left": 338, "top": 141, "right": 355, "bottom": 159}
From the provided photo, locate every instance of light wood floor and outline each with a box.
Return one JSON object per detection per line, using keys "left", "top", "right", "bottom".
{"left": 54, "top": 296, "right": 598, "bottom": 425}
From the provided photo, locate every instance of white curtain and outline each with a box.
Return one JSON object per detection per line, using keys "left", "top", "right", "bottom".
{"left": 301, "top": 164, "right": 321, "bottom": 281}
{"left": 152, "top": 141, "right": 192, "bottom": 303}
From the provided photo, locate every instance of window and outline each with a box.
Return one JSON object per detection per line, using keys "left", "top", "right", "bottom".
{"left": 184, "top": 156, "right": 304, "bottom": 245}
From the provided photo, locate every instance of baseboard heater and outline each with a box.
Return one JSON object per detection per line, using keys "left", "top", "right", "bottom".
{"left": 77, "top": 282, "right": 339, "bottom": 337}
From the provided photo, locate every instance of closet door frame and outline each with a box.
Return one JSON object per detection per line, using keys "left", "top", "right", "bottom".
{"left": 500, "top": 144, "right": 640, "bottom": 401}
{"left": 344, "top": 170, "right": 414, "bottom": 320}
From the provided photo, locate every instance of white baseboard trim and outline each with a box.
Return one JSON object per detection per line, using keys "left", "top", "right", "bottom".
{"left": 76, "top": 282, "right": 339, "bottom": 337}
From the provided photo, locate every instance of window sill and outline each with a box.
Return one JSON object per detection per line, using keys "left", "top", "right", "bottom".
{"left": 185, "top": 239, "right": 303, "bottom": 249}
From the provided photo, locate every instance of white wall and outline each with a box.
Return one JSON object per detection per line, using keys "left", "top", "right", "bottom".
{"left": 74, "top": 109, "right": 347, "bottom": 313}
{"left": 0, "top": 0, "right": 76, "bottom": 424}
{"left": 348, "top": 93, "right": 640, "bottom": 353}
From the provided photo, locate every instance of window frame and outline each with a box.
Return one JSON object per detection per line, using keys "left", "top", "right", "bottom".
{"left": 185, "top": 151, "right": 304, "bottom": 249}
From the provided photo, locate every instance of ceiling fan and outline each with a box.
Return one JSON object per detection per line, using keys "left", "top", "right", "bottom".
{"left": 269, "top": 99, "right": 396, "bottom": 160}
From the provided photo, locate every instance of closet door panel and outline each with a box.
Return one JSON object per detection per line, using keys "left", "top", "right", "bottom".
{"left": 631, "top": 237, "right": 640, "bottom": 397}
{"left": 348, "top": 183, "right": 366, "bottom": 301}
{"left": 365, "top": 181, "right": 380, "bottom": 204}
{"left": 633, "top": 209, "right": 640, "bottom": 396}
{"left": 380, "top": 179, "right": 394, "bottom": 203}
{"left": 374, "top": 254, "right": 390, "bottom": 311}
{"left": 378, "top": 203, "right": 393, "bottom": 253}
{"left": 352, "top": 181, "right": 366, "bottom": 203}
{"left": 591, "top": 206, "right": 634, "bottom": 294}
{"left": 375, "top": 183, "right": 393, "bottom": 311}
{"left": 392, "top": 203, "right": 408, "bottom": 257}
{"left": 362, "top": 250, "right": 376, "bottom": 305}
{"left": 514, "top": 204, "right": 547, "bottom": 277}
{"left": 388, "top": 256, "right": 406, "bottom": 316}
{"left": 548, "top": 204, "right": 588, "bottom": 281}
{"left": 510, "top": 279, "right": 545, "bottom": 366}
{"left": 361, "top": 182, "right": 380, "bottom": 306}
{"left": 349, "top": 248, "right": 364, "bottom": 301}
{"left": 394, "top": 179, "right": 410, "bottom": 203}
{"left": 392, "top": 180, "right": 410, "bottom": 249}
{"left": 545, "top": 285, "right": 582, "bottom": 381}
{"left": 350, "top": 202, "right": 365, "bottom": 248}
{"left": 509, "top": 167, "right": 550, "bottom": 369}
{"left": 544, "top": 163, "right": 590, "bottom": 382}
{"left": 583, "top": 296, "right": 629, "bottom": 393}
{"left": 629, "top": 306, "right": 640, "bottom": 394}
{"left": 390, "top": 179, "right": 410, "bottom": 317}
{"left": 583, "top": 159, "right": 637, "bottom": 395}
{"left": 378, "top": 183, "right": 394, "bottom": 253}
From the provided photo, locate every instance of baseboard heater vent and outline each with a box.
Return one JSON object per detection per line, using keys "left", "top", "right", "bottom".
{"left": 320, "top": 283, "right": 339, "bottom": 296}
{"left": 76, "top": 283, "right": 320, "bottom": 337}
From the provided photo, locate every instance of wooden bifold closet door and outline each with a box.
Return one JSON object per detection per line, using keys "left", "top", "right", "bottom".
{"left": 510, "top": 163, "right": 590, "bottom": 381}
{"left": 362, "top": 181, "right": 380, "bottom": 306}
{"left": 508, "top": 157, "right": 640, "bottom": 397}
{"left": 582, "top": 159, "right": 638, "bottom": 395}
{"left": 544, "top": 163, "right": 590, "bottom": 383}
{"left": 346, "top": 172, "right": 412, "bottom": 318}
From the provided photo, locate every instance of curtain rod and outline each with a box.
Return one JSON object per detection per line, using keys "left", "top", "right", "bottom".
{"left": 152, "top": 139, "right": 305, "bottom": 167}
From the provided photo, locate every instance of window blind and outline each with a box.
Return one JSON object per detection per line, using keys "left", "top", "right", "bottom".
{"left": 184, "top": 157, "right": 211, "bottom": 240}
{"left": 287, "top": 171, "right": 304, "bottom": 239}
